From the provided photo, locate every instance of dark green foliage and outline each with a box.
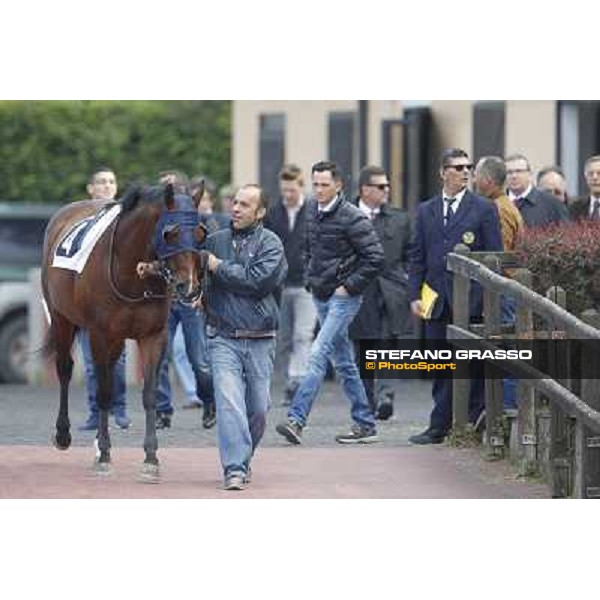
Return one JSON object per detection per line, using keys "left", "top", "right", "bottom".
{"left": 516, "top": 220, "right": 600, "bottom": 315}
{"left": 0, "top": 100, "right": 231, "bottom": 203}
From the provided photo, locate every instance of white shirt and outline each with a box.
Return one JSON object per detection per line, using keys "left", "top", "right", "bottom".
{"left": 508, "top": 184, "right": 533, "bottom": 203}
{"left": 358, "top": 199, "right": 380, "bottom": 220}
{"left": 318, "top": 195, "right": 338, "bottom": 213}
{"left": 442, "top": 187, "right": 467, "bottom": 219}
{"left": 589, "top": 196, "right": 600, "bottom": 217}
{"left": 284, "top": 195, "right": 305, "bottom": 230}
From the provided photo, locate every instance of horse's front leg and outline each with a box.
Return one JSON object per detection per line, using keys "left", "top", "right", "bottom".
{"left": 138, "top": 331, "right": 167, "bottom": 483}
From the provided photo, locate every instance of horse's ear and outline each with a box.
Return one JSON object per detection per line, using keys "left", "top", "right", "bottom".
{"left": 192, "top": 180, "right": 205, "bottom": 209}
{"left": 164, "top": 182, "right": 175, "bottom": 210}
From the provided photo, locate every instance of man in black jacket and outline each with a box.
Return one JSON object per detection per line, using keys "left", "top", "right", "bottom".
{"left": 275, "top": 161, "right": 384, "bottom": 445}
{"left": 505, "top": 154, "right": 569, "bottom": 227}
{"left": 264, "top": 164, "right": 316, "bottom": 405}
{"left": 569, "top": 155, "right": 600, "bottom": 220}
{"left": 203, "top": 184, "right": 288, "bottom": 491}
{"left": 349, "top": 165, "right": 412, "bottom": 421}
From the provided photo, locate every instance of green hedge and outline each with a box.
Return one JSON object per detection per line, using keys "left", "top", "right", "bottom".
{"left": 0, "top": 100, "right": 231, "bottom": 203}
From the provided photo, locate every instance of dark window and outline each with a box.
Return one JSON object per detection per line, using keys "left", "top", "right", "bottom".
{"left": 558, "top": 101, "right": 600, "bottom": 196}
{"left": 473, "top": 101, "right": 505, "bottom": 160}
{"left": 328, "top": 112, "right": 356, "bottom": 198}
{"left": 382, "top": 108, "right": 433, "bottom": 212}
{"left": 259, "top": 114, "right": 285, "bottom": 202}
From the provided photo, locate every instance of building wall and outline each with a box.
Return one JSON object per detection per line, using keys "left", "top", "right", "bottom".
{"left": 232, "top": 100, "right": 559, "bottom": 194}
{"left": 505, "top": 100, "right": 557, "bottom": 170}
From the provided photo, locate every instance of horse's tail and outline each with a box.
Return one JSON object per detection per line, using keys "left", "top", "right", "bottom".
{"left": 40, "top": 321, "right": 57, "bottom": 361}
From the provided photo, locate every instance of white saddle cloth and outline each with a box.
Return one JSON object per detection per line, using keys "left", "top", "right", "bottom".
{"left": 51, "top": 204, "right": 122, "bottom": 274}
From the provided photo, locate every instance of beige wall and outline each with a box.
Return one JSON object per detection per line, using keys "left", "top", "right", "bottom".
{"left": 367, "top": 100, "right": 403, "bottom": 165}
{"left": 505, "top": 101, "right": 557, "bottom": 170}
{"left": 233, "top": 100, "right": 356, "bottom": 188}
{"left": 232, "top": 100, "right": 559, "bottom": 191}
{"left": 431, "top": 101, "right": 473, "bottom": 155}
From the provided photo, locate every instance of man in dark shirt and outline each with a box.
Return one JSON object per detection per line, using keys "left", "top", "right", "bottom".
{"left": 264, "top": 164, "right": 316, "bottom": 406}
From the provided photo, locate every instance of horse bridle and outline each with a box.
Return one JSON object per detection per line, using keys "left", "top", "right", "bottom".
{"left": 107, "top": 213, "right": 207, "bottom": 304}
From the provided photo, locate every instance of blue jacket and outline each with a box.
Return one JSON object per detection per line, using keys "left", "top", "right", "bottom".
{"left": 203, "top": 222, "right": 288, "bottom": 337}
{"left": 408, "top": 190, "right": 503, "bottom": 319}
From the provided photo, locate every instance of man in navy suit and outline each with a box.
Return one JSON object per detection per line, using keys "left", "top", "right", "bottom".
{"left": 569, "top": 155, "right": 600, "bottom": 220}
{"left": 408, "top": 148, "right": 503, "bottom": 444}
{"left": 505, "top": 154, "right": 569, "bottom": 227}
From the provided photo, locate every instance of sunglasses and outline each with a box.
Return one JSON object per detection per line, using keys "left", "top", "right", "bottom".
{"left": 367, "top": 183, "right": 390, "bottom": 191}
{"left": 445, "top": 164, "right": 473, "bottom": 173}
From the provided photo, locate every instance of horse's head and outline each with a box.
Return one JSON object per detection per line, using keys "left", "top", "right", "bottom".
{"left": 153, "top": 182, "right": 207, "bottom": 304}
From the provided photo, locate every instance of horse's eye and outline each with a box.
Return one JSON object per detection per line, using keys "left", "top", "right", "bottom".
{"left": 163, "top": 224, "right": 180, "bottom": 245}
{"left": 194, "top": 223, "right": 207, "bottom": 245}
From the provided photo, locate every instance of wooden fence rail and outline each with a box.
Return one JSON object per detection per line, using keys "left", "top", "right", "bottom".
{"left": 446, "top": 246, "right": 600, "bottom": 498}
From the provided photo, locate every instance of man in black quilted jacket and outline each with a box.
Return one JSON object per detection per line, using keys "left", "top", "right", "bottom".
{"left": 275, "top": 161, "right": 384, "bottom": 445}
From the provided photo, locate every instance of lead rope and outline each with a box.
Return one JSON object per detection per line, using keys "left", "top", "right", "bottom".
{"left": 107, "top": 215, "right": 169, "bottom": 303}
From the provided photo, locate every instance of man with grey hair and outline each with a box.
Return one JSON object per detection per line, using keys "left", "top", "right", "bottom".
{"left": 475, "top": 156, "right": 524, "bottom": 252}
{"left": 536, "top": 166, "right": 568, "bottom": 205}
{"left": 504, "top": 153, "right": 569, "bottom": 227}
{"left": 475, "top": 156, "right": 524, "bottom": 411}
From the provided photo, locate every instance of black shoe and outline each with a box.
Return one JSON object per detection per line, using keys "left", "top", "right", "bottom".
{"left": 335, "top": 424, "right": 379, "bottom": 444}
{"left": 275, "top": 420, "right": 303, "bottom": 445}
{"left": 202, "top": 403, "right": 216, "bottom": 429}
{"left": 156, "top": 413, "right": 171, "bottom": 430}
{"left": 408, "top": 428, "right": 446, "bottom": 445}
{"left": 376, "top": 399, "right": 394, "bottom": 421}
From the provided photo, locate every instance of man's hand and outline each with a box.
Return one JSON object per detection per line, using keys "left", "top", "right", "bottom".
{"left": 411, "top": 299, "right": 423, "bottom": 318}
{"left": 206, "top": 252, "right": 222, "bottom": 273}
{"left": 334, "top": 285, "right": 349, "bottom": 296}
{"left": 136, "top": 261, "right": 159, "bottom": 279}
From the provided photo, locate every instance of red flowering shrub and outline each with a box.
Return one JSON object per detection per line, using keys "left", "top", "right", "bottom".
{"left": 515, "top": 221, "right": 600, "bottom": 315}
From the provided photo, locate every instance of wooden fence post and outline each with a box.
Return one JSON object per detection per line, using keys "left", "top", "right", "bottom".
{"left": 574, "top": 309, "right": 600, "bottom": 498}
{"left": 451, "top": 244, "right": 471, "bottom": 433}
{"left": 482, "top": 255, "right": 505, "bottom": 458}
{"left": 512, "top": 268, "right": 538, "bottom": 477}
{"left": 545, "top": 286, "right": 570, "bottom": 497}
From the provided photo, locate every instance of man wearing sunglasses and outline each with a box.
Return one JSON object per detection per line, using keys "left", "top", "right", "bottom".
{"left": 349, "top": 165, "right": 412, "bottom": 421}
{"left": 408, "top": 148, "right": 503, "bottom": 445}
{"left": 505, "top": 154, "right": 569, "bottom": 227}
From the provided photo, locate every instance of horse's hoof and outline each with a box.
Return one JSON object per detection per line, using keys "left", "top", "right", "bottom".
{"left": 138, "top": 462, "right": 160, "bottom": 484}
{"left": 94, "top": 461, "right": 113, "bottom": 477}
{"left": 53, "top": 433, "right": 71, "bottom": 451}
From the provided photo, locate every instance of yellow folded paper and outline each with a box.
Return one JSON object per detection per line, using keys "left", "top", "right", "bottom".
{"left": 420, "top": 282, "right": 439, "bottom": 320}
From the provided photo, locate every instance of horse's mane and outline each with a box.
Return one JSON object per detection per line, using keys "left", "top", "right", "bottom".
{"left": 119, "top": 184, "right": 166, "bottom": 214}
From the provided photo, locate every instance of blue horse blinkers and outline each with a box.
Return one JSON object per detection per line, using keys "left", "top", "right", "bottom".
{"left": 153, "top": 209, "right": 205, "bottom": 260}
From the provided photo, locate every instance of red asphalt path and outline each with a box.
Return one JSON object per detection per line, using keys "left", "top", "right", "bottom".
{"left": 0, "top": 445, "right": 548, "bottom": 499}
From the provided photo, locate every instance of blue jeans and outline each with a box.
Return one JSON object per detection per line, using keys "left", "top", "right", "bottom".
{"left": 79, "top": 329, "right": 127, "bottom": 417}
{"left": 156, "top": 302, "right": 213, "bottom": 415}
{"left": 208, "top": 336, "right": 275, "bottom": 478}
{"left": 172, "top": 324, "right": 198, "bottom": 403}
{"left": 288, "top": 294, "right": 375, "bottom": 430}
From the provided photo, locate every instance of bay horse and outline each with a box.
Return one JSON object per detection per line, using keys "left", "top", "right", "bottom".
{"left": 41, "top": 182, "right": 206, "bottom": 482}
